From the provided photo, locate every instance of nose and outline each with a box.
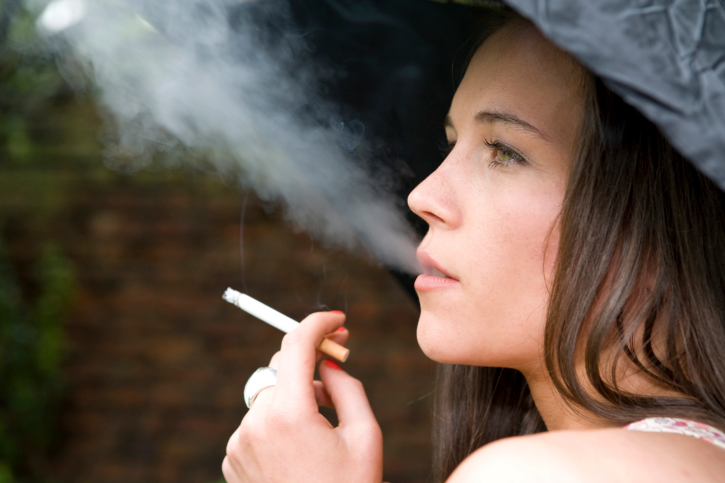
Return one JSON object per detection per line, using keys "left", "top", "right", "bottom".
{"left": 407, "top": 159, "right": 462, "bottom": 230}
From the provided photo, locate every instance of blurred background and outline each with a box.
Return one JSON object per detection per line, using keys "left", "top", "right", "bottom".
{"left": 0, "top": 0, "right": 480, "bottom": 481}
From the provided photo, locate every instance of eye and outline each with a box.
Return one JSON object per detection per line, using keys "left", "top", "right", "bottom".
{"left": 496, "top": 145, "right": 518, "bottom": 163}
{"left": 483, "top": 139, "right": 526, "bottom": 168}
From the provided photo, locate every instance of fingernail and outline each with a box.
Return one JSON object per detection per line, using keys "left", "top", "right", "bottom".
{"left": 330, "top": 310, "right": 344, "bottom": 315}
{"left": 336, "top": 327, "right": 346, "bottom": 332}
{"left": 325, "top": 359, "right": 342, "bottom": 370}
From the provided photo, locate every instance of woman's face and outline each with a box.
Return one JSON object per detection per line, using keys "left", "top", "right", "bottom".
{"left": 408, "top": 23, "right": 585, "bottom": 374}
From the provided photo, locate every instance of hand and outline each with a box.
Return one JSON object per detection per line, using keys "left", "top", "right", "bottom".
{"left": 223, "top": 311, "right": 384, "bottom": 483}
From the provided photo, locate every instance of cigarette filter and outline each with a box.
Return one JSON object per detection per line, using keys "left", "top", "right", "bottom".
{"left": 223, "top": 288, "right": 350, "bottom": 362}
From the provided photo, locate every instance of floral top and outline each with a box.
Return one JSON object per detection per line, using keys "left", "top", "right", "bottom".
{"left": 625, "top": 418, "right": 725, "bottom": 450}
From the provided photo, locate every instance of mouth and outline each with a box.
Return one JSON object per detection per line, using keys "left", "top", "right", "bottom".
{"left": 427, "top": 266, "right": 452, "bottom": 279}
{"left": 415, "top": 251, "right": 459, "bottom": 291}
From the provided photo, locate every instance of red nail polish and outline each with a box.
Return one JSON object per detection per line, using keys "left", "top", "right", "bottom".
{"left": 330, "top": 310, "right": 344, "bottom": 314}
{"left": 336, "top": 327, "right": 346, "bottom": 332}
{"left": 325, "top": 359, "right": 342, "bottom": 370}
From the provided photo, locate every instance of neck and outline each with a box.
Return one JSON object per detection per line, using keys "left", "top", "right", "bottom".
{"left": 523, "top": 356, "right": 683, "bottom": 431}
{"left": 522, "top": 342, "right": 690, "bottom": 431}
{"left": 523, "top": 368, "right": 606, "bottom": 431}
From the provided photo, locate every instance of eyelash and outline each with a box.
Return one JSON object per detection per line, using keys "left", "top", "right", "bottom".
{"left": 482, "top": 138, "right": 527, "bottom": 168}
{"left": 438, "top": 137, "right": 527, "bottom": 168}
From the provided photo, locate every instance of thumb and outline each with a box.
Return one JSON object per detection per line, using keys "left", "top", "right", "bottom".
{"left": 319, "top": 359, "right": 377, "bottom": 430}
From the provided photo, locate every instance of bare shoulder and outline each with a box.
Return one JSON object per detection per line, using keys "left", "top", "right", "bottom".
{"left": 447, "top": 427, "right": 725, "bottom": 483}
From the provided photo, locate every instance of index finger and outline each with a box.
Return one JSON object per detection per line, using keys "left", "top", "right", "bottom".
{"left": 272, "top": 311, "right": 345, "bottom": 414}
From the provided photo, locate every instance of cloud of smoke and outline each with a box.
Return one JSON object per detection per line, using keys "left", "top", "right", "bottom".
{"left": 32, "top": 0, "right": 421, "bottom": 274}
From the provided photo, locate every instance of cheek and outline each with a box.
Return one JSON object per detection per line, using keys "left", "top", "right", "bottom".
{"left": 468, "top": 181, "right": 562, "bottom": 293}
{"left": 414, "top": 166, "right": 566, "bottom": 369}
{"left": 542, "top": 216, "right": 561, "bottom": 279}
{"left": 454, "top": 179, "right": 562, "bottom": 366}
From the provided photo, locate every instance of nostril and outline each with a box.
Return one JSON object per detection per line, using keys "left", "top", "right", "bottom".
{"left": 422, "top": 211, "right": 445, "bottom": 225}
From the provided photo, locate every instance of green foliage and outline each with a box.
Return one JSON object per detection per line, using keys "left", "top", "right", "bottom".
{"left": 0, "top": 0, "right": 71, "bottom": 166}
{"left": 0, "top": 240, "right": 75, "bottom": 482}
{"left": 4, "top": 115, "right": 33, "bottom": 162}
{"left": 0, "top": 3, "right": 80, "bottom": 480}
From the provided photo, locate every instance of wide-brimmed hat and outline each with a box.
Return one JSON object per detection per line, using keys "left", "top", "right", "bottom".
{"left": 498, "top": 0, "right": 725, "bottom": 191}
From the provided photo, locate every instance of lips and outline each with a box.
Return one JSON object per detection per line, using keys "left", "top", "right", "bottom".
{"left": 415, "top": 251, "right": 459, "bottom": 291}
{"left": 429, "top": 267, "right": 450, "bottom": 278}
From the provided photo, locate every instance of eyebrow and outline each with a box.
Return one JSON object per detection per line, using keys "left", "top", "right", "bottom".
{"left": 444, "top": 110, "right": 552, "bottom": 142}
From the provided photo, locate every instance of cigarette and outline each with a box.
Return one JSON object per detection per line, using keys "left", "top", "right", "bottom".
{"left": 223, "top": 288, "right": 350, "bottom": 362}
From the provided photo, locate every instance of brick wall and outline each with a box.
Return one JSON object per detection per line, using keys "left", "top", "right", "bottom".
{"left": 1, "top": 100, "right": 435, "bottom": 482}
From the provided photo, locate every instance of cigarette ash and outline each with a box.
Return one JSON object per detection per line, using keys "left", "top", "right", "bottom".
{"left": 222, "top": 287, "right": 240, "bottom": 307}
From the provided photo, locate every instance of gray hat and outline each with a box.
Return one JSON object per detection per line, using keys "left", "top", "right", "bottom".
{"left": 472, "top": 0, "right": 725, "bottom": 191}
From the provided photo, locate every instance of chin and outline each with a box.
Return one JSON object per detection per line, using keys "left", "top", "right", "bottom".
{"left": 416, "top": 310, "right": 536, "bottom": 368}
{"left": 416, "top": 313, "right": 461, "bottom": 364}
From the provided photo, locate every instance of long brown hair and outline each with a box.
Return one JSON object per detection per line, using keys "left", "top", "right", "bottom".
{"left": 432, "top": 13, "right": 725, "bottom": 482}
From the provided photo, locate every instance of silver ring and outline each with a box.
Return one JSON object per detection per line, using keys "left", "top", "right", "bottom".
{"left": 244, "top": 367, "right": 277, "bottom": 408}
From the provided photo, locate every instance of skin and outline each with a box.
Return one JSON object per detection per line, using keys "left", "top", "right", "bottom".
{"left": 222, "top": 314, "right": 385, "bottom": 483}
{"left": 223, "top": 20, "right": 725, "bottom": 483}
{"left": 409, "top": 22, "right": 579, "bottom": 376}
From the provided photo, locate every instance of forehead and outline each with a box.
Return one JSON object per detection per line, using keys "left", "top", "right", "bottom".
{"left": 450, "top": 22, "right": 585, "bottom": 144}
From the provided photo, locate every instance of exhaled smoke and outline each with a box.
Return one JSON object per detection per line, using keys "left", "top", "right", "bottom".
{"left": 32, "top": 0, "right": 421, "bottom": 274}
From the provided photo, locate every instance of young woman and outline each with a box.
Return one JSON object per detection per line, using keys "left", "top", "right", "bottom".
{"left": 222, "top": 12, "right": 725, "bottom": 483}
